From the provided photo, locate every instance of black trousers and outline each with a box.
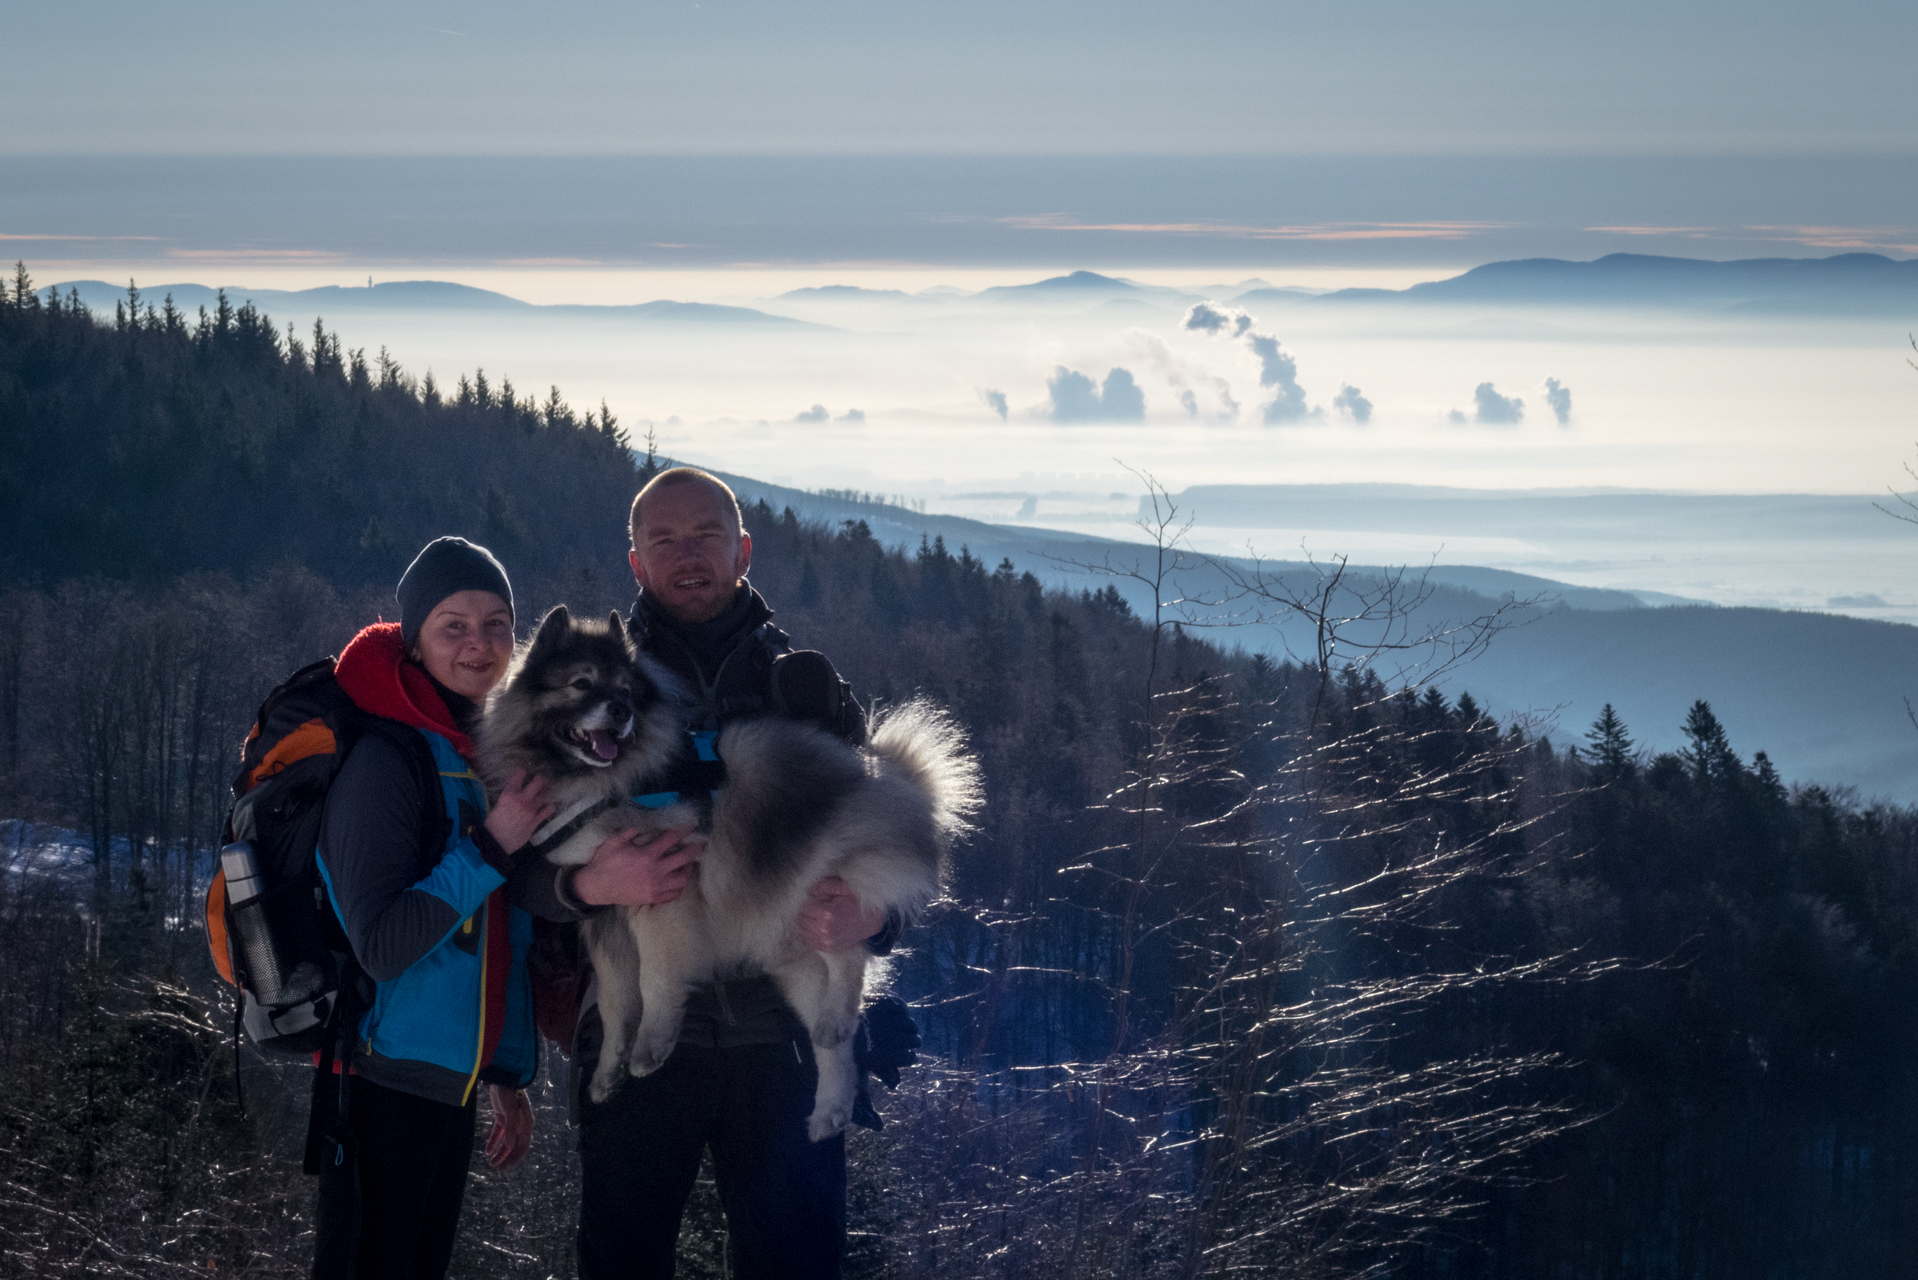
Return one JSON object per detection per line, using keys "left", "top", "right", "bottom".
{"left": 576, "top": 1014, "right": 848, "bottom": 1280}
{"left": 313, "top": 1075, "right": 477, "bottom": 1280}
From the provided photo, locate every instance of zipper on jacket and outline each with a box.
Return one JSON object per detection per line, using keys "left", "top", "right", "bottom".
{"left": 462, "top": 904, "right": 488, "bottom": 1106}
{"left": 649, "top": 620, "right": 758, "bottom": 731}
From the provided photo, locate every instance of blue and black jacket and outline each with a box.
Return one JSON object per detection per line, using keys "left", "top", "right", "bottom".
{"left": 316, "top": 623, "right": 538, "bottom": 1107}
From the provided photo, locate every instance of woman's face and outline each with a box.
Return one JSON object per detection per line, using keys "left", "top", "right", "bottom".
{"left": 413, "top": 590, "right": 515, "bottom": 701}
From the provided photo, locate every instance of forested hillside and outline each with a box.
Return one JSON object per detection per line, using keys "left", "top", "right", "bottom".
{"left": 0, "top": 267, "right": 636, "bottom": 597}
{"left": 0, "top": 267, "right": 1914, "bottom": 1279}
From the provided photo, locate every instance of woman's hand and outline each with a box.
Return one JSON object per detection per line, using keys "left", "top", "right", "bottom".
{"left": 572, "top": 826, "right": 704, "bottom": 907}
{"left": 484, "top": 1084, "right": 534, "bottom": 1171}
{"left": 797, "top": 876, "right": 889, "bottom": 953}
{"left": 484, "top": 768, "right": 553, "bottom": 855}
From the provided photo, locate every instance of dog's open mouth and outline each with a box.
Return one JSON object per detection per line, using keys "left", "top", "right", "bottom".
{"left": 566, "top": 726, "right": 622, "bottom": 765}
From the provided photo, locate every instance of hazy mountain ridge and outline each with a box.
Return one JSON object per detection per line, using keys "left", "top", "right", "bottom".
{"left": 717, "top": 476, "right": 1918, "bottom": 800}
{"left": 975, "top": 270, "right": 1206, "bottom": 306}
{"left": 44, "top": 279, "right": 825, "bottom": 330}
{"left": 48, "top": 253, "right": 1918, "bottom": 330}
{"left": 1305, "top": 252, "right": 1918, "bottom": 313}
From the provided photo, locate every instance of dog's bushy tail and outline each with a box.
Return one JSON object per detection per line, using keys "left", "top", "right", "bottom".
{"left": 867, "top": 699, "right": 983, "bottom": 842}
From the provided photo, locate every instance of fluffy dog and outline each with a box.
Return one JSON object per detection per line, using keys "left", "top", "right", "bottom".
{"left": 478, "top": 605, "right": 979, "bottom": 1139}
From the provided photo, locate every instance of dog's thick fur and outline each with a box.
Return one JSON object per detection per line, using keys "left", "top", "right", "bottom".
{"left": 478, "top": 605, "right": 979, "bottom": 1139}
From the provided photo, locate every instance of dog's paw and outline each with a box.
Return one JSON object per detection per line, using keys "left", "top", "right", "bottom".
{"left": 588, "top": 1065, "right": 622, "bottom": 1104}
{"left": 814, "top": 1014, "right": 859, "bottom": 1050}
{"left": 629, "top": 1030, "right": 678, "bottom": 1077}
{"left": 807, "top": 1102, "right": 854, "bottom": 1143}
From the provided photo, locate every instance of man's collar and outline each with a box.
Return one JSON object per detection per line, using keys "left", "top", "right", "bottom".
{"left": 631, "top": 582, "right": 771, "bottom": 654}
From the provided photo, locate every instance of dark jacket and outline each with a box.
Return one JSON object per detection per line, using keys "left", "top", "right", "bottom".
{"left": 318, "top": 623, "right": 538, "bottom": 1105}
{"left": 512, "top": 582, "right": 886, "bottom": 1048}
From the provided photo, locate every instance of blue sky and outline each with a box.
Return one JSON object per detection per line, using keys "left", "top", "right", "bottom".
{"left": 11, "top": 0, "right": 1917, "bottom": 158}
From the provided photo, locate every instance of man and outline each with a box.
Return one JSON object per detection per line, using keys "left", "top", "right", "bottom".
{"left": 515, "top": 466, "right": 897, "bottom": 1280}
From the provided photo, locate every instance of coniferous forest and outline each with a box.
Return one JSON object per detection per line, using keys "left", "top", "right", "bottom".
{"left": 2, "top": 268, "right": 1916, "bottom": 1278}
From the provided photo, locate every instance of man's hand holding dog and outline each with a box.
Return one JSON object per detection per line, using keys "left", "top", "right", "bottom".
{"left": 798, "top": 876, "right": 889, "bottom": 952}
{"left": 575, "top": 826, "right": 703, "bottom": 907}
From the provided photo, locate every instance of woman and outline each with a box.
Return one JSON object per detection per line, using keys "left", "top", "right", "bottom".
{"left": 311, "top": 536, "right": 554, "bottom": 1280}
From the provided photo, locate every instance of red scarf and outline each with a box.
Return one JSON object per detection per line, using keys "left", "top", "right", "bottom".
{"left": 335, "top": 623, "right": 510, "bottom": 1080}
{"left": 335, "top": 623, "right": 474, "bottom": 757}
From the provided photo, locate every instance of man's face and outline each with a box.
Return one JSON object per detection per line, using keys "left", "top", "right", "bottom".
{"left": 628, "top": 482, "right": 753, "bottom": 624}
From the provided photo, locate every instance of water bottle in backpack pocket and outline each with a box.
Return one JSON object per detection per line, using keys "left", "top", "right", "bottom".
{"left": 214, "top": 836, "right": 336, "bottom": 1047}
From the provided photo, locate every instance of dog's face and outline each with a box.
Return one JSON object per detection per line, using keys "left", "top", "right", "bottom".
{"left": 486, "top": 606, "right": 678, "bottom": 782}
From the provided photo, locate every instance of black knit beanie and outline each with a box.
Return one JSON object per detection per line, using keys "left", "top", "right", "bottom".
{"left": 397, "top": 537, "right": 514, "bottom": 646}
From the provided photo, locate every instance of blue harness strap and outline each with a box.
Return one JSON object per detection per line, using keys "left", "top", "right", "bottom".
{"left": 627, "top": 729, "right": 726, "bottom": 812}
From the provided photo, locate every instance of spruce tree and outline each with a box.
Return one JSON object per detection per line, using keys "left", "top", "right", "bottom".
{"left": 1586, "top": 703, "right": 1635, "bottom": 778}
{"left": 1681, "top": 699, "right": 1740, "bottom": 785}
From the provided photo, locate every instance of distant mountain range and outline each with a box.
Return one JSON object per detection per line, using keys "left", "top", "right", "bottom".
{"left": 1293, "top": 252, "right": 1918, "bottom": 315}
{"left": 49, "top": 254, "right": 1918, "bottom": 324}
{"left": 776, "top": 285, "right": 921, "bottom": 302}
{"left": 45, "top": 279, "right": 825, "bottom": 329}
{"left": 976, "top": 270, "right": 1205, "bottom": 307}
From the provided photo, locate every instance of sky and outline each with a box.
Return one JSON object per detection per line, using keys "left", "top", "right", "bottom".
{"left": 9, "top": 1, "right": 1918, "bottom": 158}
{"left": 6, "top": 2, "right": 1916, "bottom": 272}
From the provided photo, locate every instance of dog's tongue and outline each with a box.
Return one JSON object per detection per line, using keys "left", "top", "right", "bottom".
{"left": 588, "top": 730, "right": 619, "bottom": 761}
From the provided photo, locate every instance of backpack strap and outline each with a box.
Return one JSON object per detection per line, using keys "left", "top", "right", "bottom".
{"left": 338, "top": 713, "right": 454, "bottom": 878}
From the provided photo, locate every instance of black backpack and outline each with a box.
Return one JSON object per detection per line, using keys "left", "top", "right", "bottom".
{"left": 204, "top": 658, "right": 446, "bottom": 1054}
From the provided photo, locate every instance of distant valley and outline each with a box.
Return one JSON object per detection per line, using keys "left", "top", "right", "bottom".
{"left": 720, "top": 476, "right": 1918, "bottom": 802}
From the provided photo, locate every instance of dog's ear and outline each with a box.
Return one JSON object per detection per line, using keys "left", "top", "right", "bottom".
{"left": 607, "top": 610, "right": 632, "bottom": 654}
{"left": 529, "top": 605, "right": 573, "bottom": 660}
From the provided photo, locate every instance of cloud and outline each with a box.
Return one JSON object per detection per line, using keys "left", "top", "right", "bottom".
{"left": 164, "top": 248, "right": 347, "bottom": 262}
{"left": 1124, "top": 329, "right": 1238, "bottom": 422}
{"left": 1247, "top": 333, "right": 1321, "bottom": 423}
{"left": 1182, "top": 301, "right": 1252, "bottom": 337}
{"left": 1585, "top": 225, "right": 1717, "bottom": 237}
{"left": 794, "top": 404, "right": 829, "bottom": 422}
{"left": 1048, "top": 368, "right": 1100, "bottom": 420}
{"left": 1100, "top": 368, "right": 1145, "bottom": 420}
{"left": 1003, "top": 215, "right": 1502, "bottom": 242}
{"left": 1332, "top": 383, "right": 1373, "bottom": 424}
{"left": 1746, "top": 224, "right": 1918, "bottom": 253}
{"left": 1472, "top": 382, "right": 1524, "bottom": 425}
{"left": 1185, "top": 304, "right": 1319, "bottom": 424}
{"left": 1048, "top": 365, "right": 1146, "bottom": 422}
{"left": 982, "top": 388, "right": 1009, "bottom": 420}
{"left": 1543, "top": 378, "right": 1571, "bottom": 425}
{"left": 836, "top": 408, "right": 865, "bottom": 423}
{"left": 1448, "top": 409, "right": 1468, "bottom": 425}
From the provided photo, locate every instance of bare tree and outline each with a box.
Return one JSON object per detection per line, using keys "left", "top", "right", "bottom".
{"left": 845, "top": 476, "right": 1598, "bottom": 1279}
